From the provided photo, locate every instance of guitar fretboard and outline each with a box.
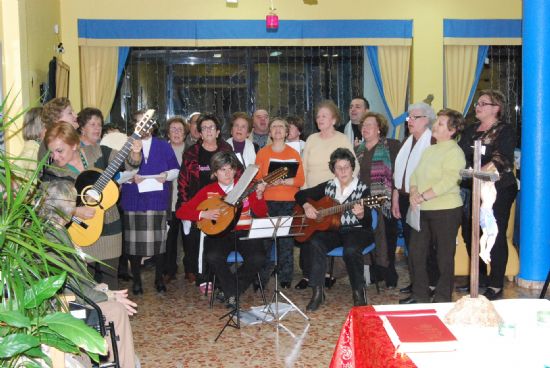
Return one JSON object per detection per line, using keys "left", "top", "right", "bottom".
{"left": 317, "top": 195, "right": 387, "bottom": 219}
{"left": 92, "top": 134, "right": 138, "bottom": 193}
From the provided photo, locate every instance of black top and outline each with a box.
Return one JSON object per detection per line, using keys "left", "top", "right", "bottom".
{"left": 458, "top": 121, "right": 516, "bottom": 189}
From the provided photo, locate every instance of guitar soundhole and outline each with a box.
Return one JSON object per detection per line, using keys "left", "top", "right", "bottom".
{"left": 82, "top": 187, "right": 102, "bottom": 207}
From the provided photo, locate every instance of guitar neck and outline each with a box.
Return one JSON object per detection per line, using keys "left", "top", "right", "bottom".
{"left": 318, "top": 198, "right": 363, "bottom": 218}
{"left": 93, "top": 134, "right": 138, "bottom": 193}
{"left": 236, "top": 168, "right": 287, "bottom": 204}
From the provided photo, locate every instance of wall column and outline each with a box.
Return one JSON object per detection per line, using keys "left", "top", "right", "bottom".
{"left": 519, "top": 0, "right": 550, "bottom": 286}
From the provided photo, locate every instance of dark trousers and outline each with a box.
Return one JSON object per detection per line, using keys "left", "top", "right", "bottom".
{"left": 398, "top": 192, "right": 440, "bottom": 286}
{"left": 183, "top": 226, "right": 200, "bottom": 275}
{"left": 410, "top": 207, "right": 462, "bottom": 302}
{"left": 309, "top": 228, "right": 372, "bottom": 290}
{"left": 377, "top": 212, "right": 399, "bottom": 287}
{"left": 163, "top": 211, "right": 182, "bottom": 277}
{"left": 129, "top": 254, "right": 165, "bottom": 285}
{"left": 461, "top": 183, "right": 517, "bottom": 288}
{"left": 298, "top": 242, "right": 312, "bottom": 279}
{"left": 205, "top": 231, "right": 267, "bottom": 298}
{"left": 88, "top": 257, "right": 119, "bottom": 290}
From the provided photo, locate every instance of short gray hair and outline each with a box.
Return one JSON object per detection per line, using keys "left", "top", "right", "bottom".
{"left": 39, "top": 181, "right": 77, "bottom": 225}
{"left": 408, "top": 102, "right": 436, "bottom": 124}
{"left": 23, "top": 107, "right": 44, "bottom": 141}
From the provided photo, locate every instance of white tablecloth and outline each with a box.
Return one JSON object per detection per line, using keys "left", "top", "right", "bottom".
{"left": 374, "top": 298, "right": 550, "bottom": 368}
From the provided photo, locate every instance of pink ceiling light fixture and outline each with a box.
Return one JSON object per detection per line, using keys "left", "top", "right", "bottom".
{"left": 266, "top": 0, "right": 279, "bottom": 29}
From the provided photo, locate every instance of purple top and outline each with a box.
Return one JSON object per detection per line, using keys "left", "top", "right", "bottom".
{"left": 121, "top": 137, "right": 180, "bottom": 211}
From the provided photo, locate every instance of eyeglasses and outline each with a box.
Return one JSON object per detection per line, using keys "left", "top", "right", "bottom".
{"left": 201, "top": 125, "right": 217, "bottom": 132}
{"left": 406, "top": 115, "right": 427, "bottom": 122}
{"left": 270, "top": 125, "right": 286, "bottom": 130}
{"left": 474, "top": 101, "right": 498, "bottom": 108}
{"left": 169, "top": 128, "right": 184, "bottom": 133}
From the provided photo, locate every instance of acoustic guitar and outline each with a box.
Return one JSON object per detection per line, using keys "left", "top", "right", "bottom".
{"left": 291, "top": 194, "right": 388, "bottom": 243}
{"left": 197, "top": 166, "right": 288, "bottom": 236}
{"left": 67, "top": 109, "right": 156, "bottom": 247}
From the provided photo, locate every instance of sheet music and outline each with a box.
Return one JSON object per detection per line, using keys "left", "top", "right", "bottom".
{"left": 225, "top": 164, "right": 259, "bottom": 205}
{"left": 247, "top": 216, "right": 293, "bottom": 239}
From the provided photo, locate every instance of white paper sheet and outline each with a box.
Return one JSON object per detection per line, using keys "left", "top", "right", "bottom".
{"left": 137, "top": 178, "right": 163, "bottom": 193}
{"left": 247, "top": 216, "right": 293, "bottom": 239}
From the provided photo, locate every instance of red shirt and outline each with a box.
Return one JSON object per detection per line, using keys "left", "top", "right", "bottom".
{"left": 175, "top": 180, "right": 268, "bottom": 230}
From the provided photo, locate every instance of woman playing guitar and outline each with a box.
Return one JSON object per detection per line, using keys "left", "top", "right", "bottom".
{"left": 176, "top": 151, "right": 268, "bottom": 308}
{"left": 294, "top": 148, "right": 374, "bottom": 312}
{"left": 42, "top": 122, "right": 142, "bottom": 290}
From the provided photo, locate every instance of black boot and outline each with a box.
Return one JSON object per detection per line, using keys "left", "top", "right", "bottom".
{"left": 306, "top": 286, "right": 325, "bottom": 312}
{"left": 132, "top": 279, "right": 143, "bottom": 295}
{"left": 352, "top": 288, "right": 367, "bottom": 306}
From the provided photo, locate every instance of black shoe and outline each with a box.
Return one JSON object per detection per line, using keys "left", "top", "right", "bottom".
{"left": 429, "top": 287, "right": 436, "bottom": 298}
{"left": 399, "top": 284, "right": 412, "bottom": 294}
{"left": 306, "top": 286, "right": 325, "bottom": 312}
{"left": 155, "top": 280, "right": 166, "bottom": 293}
{"left": 455, "top": 283, "right": 470, "bottom": 292}
{"left": 294, "top": 278, "right": 309, "bottom": 290}
{"left": 280, "top": 282, "right": 291, "bottom": 289}
{"left": 118, "top": 272, "right": 132, "bottom": 281}
{"left": 132, "top": 281, "right": 143, "bottom": 295}
{"left": 215, "top": 290, "right": 226, "bottom": 303}
{"left": 352, "top": 288, "right": 368, "bottom": 306}
{"left": 142, "top": 257, "right": 155, "bottom": 268}
{"left": 325, "top": 276, "right": 336, "bottom": 288}
{"left": 482, "top": 287, "right": 503, "bottom": 301}
{"left": 399, "top": 296, "right": 418, "bottom": 304}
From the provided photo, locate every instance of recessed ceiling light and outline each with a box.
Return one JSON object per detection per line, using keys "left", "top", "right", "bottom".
{"left": 322, "top": 54, "right": 329, "bottom": 57}
{"left": 332, "top": 54, "right": 339, "bottom": 57}
{"left": 270, "top": 51, "right": 283, "bottom": 57}
{"left": 213, "top": 53, "right": 222, "bottom": 58}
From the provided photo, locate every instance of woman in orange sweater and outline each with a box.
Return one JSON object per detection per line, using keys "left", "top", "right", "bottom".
{"left": 255, "top": 117, "right": 305, "bottom": 289}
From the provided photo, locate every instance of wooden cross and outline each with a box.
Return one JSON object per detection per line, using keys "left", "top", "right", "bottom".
{"left": 459, "top": 140, "right": 499, "bottom": 298}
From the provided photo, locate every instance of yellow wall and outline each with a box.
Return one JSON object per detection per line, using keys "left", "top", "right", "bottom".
{"left": 0, "top": 0, "right": 60, "bottom": 154}
{"left": 58, "top": 0, "right": 521, "bottom": 112}
{"left": 4, "top": 0, "right": 522, "bottom": 148}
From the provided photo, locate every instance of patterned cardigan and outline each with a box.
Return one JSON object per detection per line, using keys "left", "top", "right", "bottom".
{"left": 176, "top": 139, "right": 241, "bottom": 210}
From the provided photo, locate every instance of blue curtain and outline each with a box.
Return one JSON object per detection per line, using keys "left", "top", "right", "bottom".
{"left": 117, "top": 47, "right": 130, "bottom": 84}
{"left": 463, "top": 46, "right": 489, "bottom": 115}
{"left": 366, "top": 46, "right": 408, "bottom": 130}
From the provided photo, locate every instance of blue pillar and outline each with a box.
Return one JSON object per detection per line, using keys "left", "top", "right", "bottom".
{"left": 520, "top": 0, "right": 550, "bottom": 283}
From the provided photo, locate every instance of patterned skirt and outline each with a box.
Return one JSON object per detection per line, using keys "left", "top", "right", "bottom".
{"left": 124, "top": 210, "right": 167, "bottom": 256}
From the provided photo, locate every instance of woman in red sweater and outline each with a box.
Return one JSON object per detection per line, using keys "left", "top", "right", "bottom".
{"left": 176, "top": 151, "right": 268, "bottom": 308}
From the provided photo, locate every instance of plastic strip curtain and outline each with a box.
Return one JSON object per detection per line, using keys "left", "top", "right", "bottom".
{"left": 366, "top": 46, "right": 410, "bottom": 139}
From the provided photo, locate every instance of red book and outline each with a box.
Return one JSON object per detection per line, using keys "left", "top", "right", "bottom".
{"left": 384, "top": 314, "right": 458, "bottom": 354}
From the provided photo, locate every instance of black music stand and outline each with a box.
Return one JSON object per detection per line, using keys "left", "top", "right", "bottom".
{"left": 243, "top": 216, "right": 310, "bottom": 325}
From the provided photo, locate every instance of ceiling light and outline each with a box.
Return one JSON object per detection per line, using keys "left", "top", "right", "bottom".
{"left": 332, "top": 54, "right": 339, "bottom": 57}
{"left": 322, "top": 54, "right": 329, "bottom": 57}
{"left": 213, "top": 53, "right": 222, "bottom": 58}
{"left": 270, "top": 51, "right": 282, "bottom": 57}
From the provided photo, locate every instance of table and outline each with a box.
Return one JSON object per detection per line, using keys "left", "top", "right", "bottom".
{"left": 330, "top": 299, "right": 550, "bottom": 368}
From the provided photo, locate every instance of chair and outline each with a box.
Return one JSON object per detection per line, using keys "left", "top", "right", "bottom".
{"left": 206, "top": 251, "right": 267, "bottom": 308}
{"left": 65, "top": 284, "right": 120, "bottom": 368}
{"left": 327, "top": 209, "right": 380, "bottom": 294}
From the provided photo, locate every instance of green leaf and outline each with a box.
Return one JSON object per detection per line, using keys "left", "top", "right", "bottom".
{"left": 25, "top": 346, "right": 52, "bottom": 365}
{"left": 0, "top": 333, "right": 40, "bottom": 358}
{"left": 88, "top": 351, "right": 100, "bottom": 363}
{"left": 23, "top": 273, "right": 67, "bottom": 309}
{"left": 39, "top": 330, "right": 80, "bottom": 354}
{"left": 42, "top": 313, "right": 107, "bottom": 355}
{"left": 0, "top": 310, "right": 31, "bottom": 328}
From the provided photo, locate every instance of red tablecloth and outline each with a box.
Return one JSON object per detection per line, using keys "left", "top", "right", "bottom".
{"left": 330, "top": 305, "right": 417, "bottom": 368}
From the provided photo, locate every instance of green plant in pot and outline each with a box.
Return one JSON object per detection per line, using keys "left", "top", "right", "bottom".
{"left": 0, "top": 96, "right": 107, "bottom": 367}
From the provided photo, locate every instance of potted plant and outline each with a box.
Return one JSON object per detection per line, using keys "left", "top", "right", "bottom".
{"left": 0, "top": 96, "right": 107, "bottom": 367}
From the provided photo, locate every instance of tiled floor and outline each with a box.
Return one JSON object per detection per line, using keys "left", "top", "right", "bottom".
{"left": 124, "top": 253, "right": 541, "bottom": 368}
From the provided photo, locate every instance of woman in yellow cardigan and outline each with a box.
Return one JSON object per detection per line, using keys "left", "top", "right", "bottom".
{"left": 400, "top": 109, "right": 465, "bottom": 304}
